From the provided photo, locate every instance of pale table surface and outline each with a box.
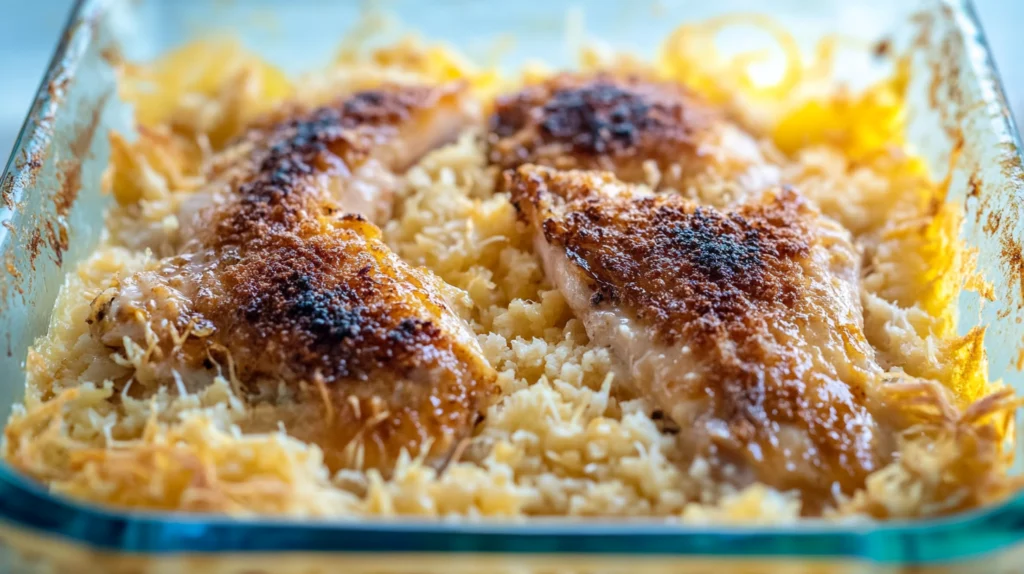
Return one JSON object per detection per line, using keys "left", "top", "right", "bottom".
{"left": 1, "top": 0, "right": 1022, "bottom": 162}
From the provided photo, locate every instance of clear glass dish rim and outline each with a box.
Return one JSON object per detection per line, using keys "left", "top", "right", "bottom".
{"left": 2, "top": 0, "right": 1024, "bottom": 563}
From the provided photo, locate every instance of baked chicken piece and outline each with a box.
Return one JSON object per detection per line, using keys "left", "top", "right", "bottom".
{"left": 507, "top": 165, "right": 884, "bottom": 505}
{"left": 488, "top": 74, "right": 778, "bottom": 205}
{"left": 88, "top": 84, "right": 496, "bottom": 473}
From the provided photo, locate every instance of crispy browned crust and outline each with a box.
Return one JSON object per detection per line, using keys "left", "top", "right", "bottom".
{"left": 508, "top": 165, "right": 879, "bottom": 498}
{"left": 91, "top": 86, "right": 495, "bottom": 472}
{"left": 199, "top": 214, "right": 493, "bottom": 472}
{"left": 213, "top": 86, "right": 461, "bottom": 242}
{"left": 508, "top": 165, "right": 811, "bottom": 345}
{"left": 488, "top": 74, "right": 714, "bottom": 187}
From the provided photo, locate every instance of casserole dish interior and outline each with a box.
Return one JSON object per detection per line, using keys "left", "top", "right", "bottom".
{"left": 0, "top": 0, "right": 1023, "bottom": 571}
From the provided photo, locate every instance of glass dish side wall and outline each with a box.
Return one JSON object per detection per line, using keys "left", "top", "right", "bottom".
{"left": 0, "top": 0, "right": 1022, "bottom": 572}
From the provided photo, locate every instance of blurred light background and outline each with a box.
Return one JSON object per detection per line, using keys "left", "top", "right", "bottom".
{"left": 1, "top": 0, "right": 1021, "bottom": 162}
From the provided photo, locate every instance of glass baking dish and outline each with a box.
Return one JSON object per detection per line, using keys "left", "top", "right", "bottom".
{"left": 1, "top": 0, "right": 1023, "bottom": 571}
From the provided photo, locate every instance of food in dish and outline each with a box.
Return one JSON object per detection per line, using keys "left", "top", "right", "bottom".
{"left": 3, "top": 15, "right": 1018, "bottom": 521}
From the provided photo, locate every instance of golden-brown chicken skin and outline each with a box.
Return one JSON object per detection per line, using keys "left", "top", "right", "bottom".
{"left": 89, "top": 84, "right": 496, "bottom": 473}
{"left": 489, "top": 74, "right": 778, "bottom": 205}
{"left": 507, "top": 165, "right": 884, "bottom": 508}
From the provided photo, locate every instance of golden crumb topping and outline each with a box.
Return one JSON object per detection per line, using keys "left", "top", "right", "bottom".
{"left": 489, "top": 74, "right": 712, "bottom": 187}
{"left": 88, "top": 85, "right": 496, "bottom": 473}
{"left": 508, "top": 165, "right": 881, "bottom": 503}
{"left": 511, "top": 169, "right": 810, "bottom": 344}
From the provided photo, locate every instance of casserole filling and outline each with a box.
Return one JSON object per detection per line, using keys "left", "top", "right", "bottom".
{"left": 3, "top": 19, "right": 1018, "bottom": 521}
